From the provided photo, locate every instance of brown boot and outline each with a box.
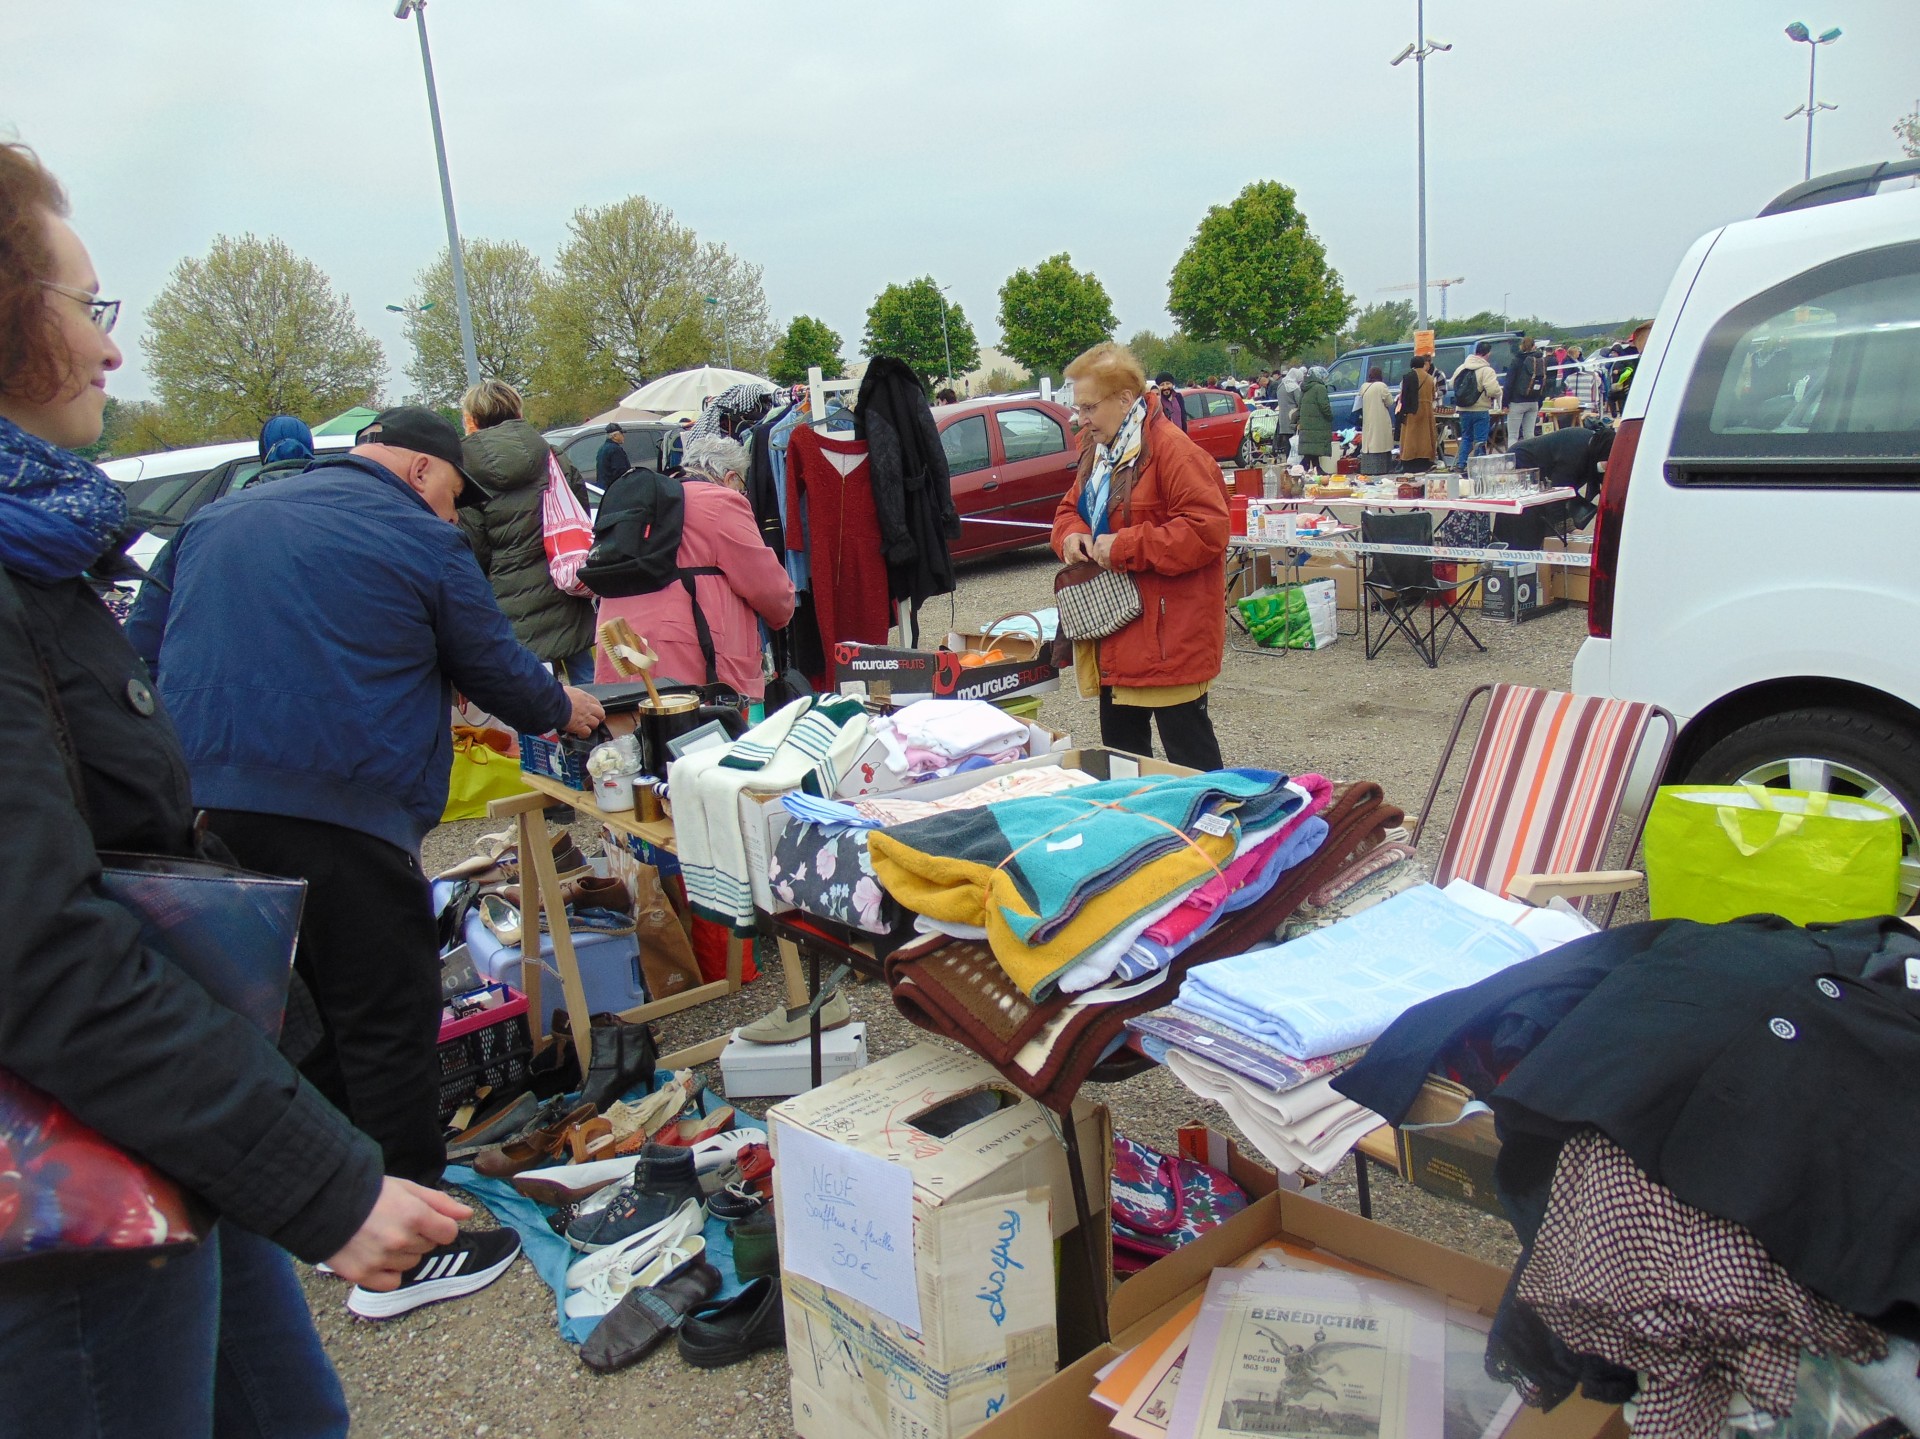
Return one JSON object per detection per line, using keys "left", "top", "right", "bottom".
{"left": 633, "top": 865, "right": 703, "bottom": 1001}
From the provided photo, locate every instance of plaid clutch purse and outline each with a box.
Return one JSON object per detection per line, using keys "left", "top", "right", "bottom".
{"left": 1053, "top": 560, "right": 1141, "bottom": 641}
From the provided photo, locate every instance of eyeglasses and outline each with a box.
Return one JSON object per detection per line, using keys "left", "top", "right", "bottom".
{"left": 1071, "top": 397, "right": 1110, "bottom": 418}
{"left": 39, "top": 280, "right": 120, "bottom": 335}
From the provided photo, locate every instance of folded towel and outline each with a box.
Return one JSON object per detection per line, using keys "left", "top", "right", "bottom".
{"left": 1180, "top": 883, "right": 1540, "bottom": 1059}
{"left": 1164, "top": 1049, "right": 1387, "bottom": 1175}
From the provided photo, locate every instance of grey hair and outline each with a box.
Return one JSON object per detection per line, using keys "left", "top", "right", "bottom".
{"left": 681, "top": 434, "right": 749, "bottom": 482}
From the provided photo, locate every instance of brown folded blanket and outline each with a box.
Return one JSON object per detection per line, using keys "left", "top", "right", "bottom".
{"left": 885, "top": 782, "right": 1403, "bottom": 1110}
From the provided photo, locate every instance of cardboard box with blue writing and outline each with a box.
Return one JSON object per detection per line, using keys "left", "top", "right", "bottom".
{"left": 769, "top": 1043, "right": 1111, "bottom": 1439}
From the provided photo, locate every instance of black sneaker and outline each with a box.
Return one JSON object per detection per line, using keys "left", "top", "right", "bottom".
{"left": 565, "top": 1144, "right": 702, "bottom": 1251}
{"left": 345, "top": 1228, "right": 522, "bottom": 1320}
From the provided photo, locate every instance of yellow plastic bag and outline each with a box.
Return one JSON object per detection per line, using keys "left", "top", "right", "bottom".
{"left": 441, "top": 725, "right": 529, "bottom": 823}
{"left": 1644, "top": 784, "right": 1902, "bottom": 924}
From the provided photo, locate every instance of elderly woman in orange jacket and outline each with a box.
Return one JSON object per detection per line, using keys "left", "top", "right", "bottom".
{"left": 1053, "top": 342, "right": 1230, "bottom": 770}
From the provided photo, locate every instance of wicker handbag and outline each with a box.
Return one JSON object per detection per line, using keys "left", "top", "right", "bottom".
{"left": 1053, "top": 560, "right": 1141, "bottom": 641}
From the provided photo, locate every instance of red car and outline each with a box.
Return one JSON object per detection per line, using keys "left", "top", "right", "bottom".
{"left": 933, "top": 396, "right": 1081, "bottom": 558}
{"left": 1178, "top": 387, "right": 1255, "bottom": 468}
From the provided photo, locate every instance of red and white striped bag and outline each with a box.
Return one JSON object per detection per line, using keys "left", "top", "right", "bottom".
{"left": 540, "top": 451, "right": 594, "bottom": 597}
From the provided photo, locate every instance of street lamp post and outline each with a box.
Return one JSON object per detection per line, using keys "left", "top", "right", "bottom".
{"left": 935, "top": 284, "right": 955, "bottom": 391}
{"left": 395, "top": 0, "right": 479, "bottom": 389}
{"left": 704, "top": 295, "right": 734, "bottom": 368}
{"left": 1391, "top": 5, "right": 1452, "bottom": 332}
{"left": 1784, "top": 22, "right": 1842, "bottom": 183}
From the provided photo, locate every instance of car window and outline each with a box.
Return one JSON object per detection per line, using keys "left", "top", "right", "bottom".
{"left": 994, "top": 407, "right": 1066, "bottom": 462}
{"left": 1205, "top": 393, "right": 1237, "bottom": 417}
{"left": 228, "top": 460, "right": 272, "bottom": 491}
{"left": 1183, "top": 393, "right": 1208, "bottom": 420}
{"left": 125, "top": 467, "right": 214, "bottom": 521}
{"left": 1378, "top": 352, "right": 1412, "bottom": 386}
{"left": 1327, "top": 357, "right": 1365, "bottom": 393}
{"left": 1675, "top": 242, "right": 1920, "bottom": 465}
{"left": 1434, "top": 346, "right": 1467, "bottom": 381}
{"left": 940, "top": 414, "right": 992, "bottom": 475}
{"left": 1485, "top": 339, "right": 1519, "bottom": 375}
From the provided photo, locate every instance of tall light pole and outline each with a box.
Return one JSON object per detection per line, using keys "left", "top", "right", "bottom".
{"left": 395, "top": 0, "right": 479, "bottom": 389}
{"left": 935, "top": 284, "right": 955, "bottom": 390}
{"left": 1784, "top": 22, "right": 1842, "bottom": 182}
{"left": 705, "top": 295, "right": 734, "bottom": 368}
{"left": 1391, "top": 7, "right": 1451, "bottom": 332}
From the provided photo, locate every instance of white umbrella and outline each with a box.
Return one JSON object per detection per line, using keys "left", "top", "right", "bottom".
{"left": 620, "top": 366, "right": 774, "bottom": 413}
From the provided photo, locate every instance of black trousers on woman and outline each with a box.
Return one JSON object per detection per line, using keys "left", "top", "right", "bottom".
{"left": 1097, "top": 688, "right": 1224, "bottom": 772}
{"left": 205, "top": 809, "right": 446, "bottom": 1187}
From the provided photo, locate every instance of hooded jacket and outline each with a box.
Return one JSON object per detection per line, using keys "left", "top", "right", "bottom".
{"left": 1052, "top": 403, "right": 1229, "bottom": 689}
{"left": 459, "top": 418, "right": 596, "bottom": 663}
{"left": 853, "top": 358, "right": 960, "bottom": 616}
{"left": 1296, "top": 373, "right": 1335, "bottom": 457}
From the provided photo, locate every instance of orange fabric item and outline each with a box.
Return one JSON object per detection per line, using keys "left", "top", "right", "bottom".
{"left": 1051, "top": 405, "right": 1230, "bottom": 689}
{"left": 690, "top": 913, "right": 758, "bottom": 986}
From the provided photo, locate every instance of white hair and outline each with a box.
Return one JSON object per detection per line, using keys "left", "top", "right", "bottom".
{"left": 681, "top": 434, "right": 749, "bottom": 481}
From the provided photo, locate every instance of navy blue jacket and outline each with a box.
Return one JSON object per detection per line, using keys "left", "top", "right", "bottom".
{"left": 129, "top": 454, "right": 571, "bottom": 852}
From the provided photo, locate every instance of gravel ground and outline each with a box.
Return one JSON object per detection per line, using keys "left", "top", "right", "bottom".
{"left": 309, "top": 546, "right": 1588, "bottom": 1436}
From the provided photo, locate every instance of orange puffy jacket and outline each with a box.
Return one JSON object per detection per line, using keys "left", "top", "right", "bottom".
{"left": 1051, "top": 404, "right": 1229, "bottom": 689}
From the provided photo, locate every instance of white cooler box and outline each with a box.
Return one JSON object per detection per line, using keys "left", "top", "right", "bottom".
{"left": 720, "top": 1023, "right": 867, "bottom": 1099}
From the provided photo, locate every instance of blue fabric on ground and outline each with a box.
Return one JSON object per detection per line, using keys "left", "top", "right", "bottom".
{"left": 446, "top": 1087, "right": 764, "bottom": 1347}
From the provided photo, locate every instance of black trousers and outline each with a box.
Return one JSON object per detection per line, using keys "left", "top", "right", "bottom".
{"left": 205, "top": 810, "right": 446, "bottom": 1186}
{"left": 1097, "top": 688, "right": 1224, "bottom": 772}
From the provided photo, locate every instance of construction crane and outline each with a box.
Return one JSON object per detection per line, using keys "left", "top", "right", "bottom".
{"left": 1382, "top": 276, "right": 1466, "bottom": 321}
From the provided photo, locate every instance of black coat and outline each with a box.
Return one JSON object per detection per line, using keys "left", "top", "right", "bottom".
{"left": 853, "top": 358, "right": 960, "bottom": 616}
{"left": 1511, "top": 425, "right": 1610, "bottom": 500}
{"left": 596, "top": 436, "right": 631, "bottom": 490}
{"left": 0, "top": 567, "right": 382, "bottom": 1263}
{"left": 1504, "top": 349, "right": 1548, "bottom": 403}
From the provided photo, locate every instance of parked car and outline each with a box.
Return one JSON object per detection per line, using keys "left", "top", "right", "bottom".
{"left": 1326, "top": 331, "right": 1523, "bottom": 431}
{"left": 544, "top": 420, "right": 674, "bottom": 499}
{"left": 102, "top": 434, "right": 355, "bottom": 573}
{"left": 1178, "top": 387, "right": 1256, "bottom": 468}
{"left": 932, "top": 396, "right": 1080, "bottom": 558}
{"left": 1572, "top": 158, "right": 1920, "bottom": 905}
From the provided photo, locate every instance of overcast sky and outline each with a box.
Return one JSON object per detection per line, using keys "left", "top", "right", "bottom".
{"left": 8, "top": 0, "right": 1917, "bottom": 404}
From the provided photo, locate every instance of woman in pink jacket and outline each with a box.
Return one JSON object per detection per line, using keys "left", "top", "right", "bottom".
{"left": 593, "top": 434, "right": 796, "bottom": 698}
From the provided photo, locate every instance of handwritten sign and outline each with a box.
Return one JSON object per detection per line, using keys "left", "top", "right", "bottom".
{"left": 776, "top": 1123, "right": 921, "bottom": 1331}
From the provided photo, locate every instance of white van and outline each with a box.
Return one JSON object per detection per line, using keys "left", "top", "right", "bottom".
{"left": 1572, "top": 159, "right": 1920, "bottom": 903}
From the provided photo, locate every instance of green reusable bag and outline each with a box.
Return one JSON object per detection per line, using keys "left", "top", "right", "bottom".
{"left": 1237, "top": 583, "right": 1332, "bottom": 650}
{"left": 1643, "top": 783, "right": 1903, "bottom": 924}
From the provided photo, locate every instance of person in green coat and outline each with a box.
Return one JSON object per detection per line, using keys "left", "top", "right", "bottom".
{"left": 1296, "top": 366, "right": 1335, "bottom": 473}
{"left": 459, "top": 379, "right": 597, "bottom": 681}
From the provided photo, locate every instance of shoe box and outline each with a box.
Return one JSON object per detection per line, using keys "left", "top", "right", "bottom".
{"left": 768, "top": 1043, "right": 1112, "bottom": 1439}
{"left": 718, "top": 1022, "right": 867, "bottom": 1099}
{"left": 462, "top": 909, "right": 648, "bottom": 1015}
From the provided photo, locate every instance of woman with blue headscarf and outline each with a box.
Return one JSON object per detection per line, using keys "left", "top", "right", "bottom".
{"left": 258, "top": 413, "right": 314, "bottom": 468}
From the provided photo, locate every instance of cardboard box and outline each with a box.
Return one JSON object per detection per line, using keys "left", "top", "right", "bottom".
{"left": 720, "top": 1021, "right": 868, "bottom": 1099}
{"left": 834, "top": 639, "right": 1061, "bottom": 705}
{"left": 772, "top": 1044, "right": 1113, "bottom": 1439}
{"left": 970, "top": 1177, "right": 1626, "bottom": 1439}
{"left": 1292, "top": 554, "right": 1361, "bottom": 610}
{"left": 1390, "top": 1079, "right": 1505, "bottom": 1217}
{"left": 1480, "top": 562, "right": 1563, "bottom": 623}
{"left": 1545, "top": 535, "right": 1592, "bottom": 604}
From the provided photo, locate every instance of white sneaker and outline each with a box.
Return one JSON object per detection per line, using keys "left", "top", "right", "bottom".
{"left": 563, "top": 1236, "right": 707, "bottom": 1319}
{"left": 562, "top": 1197, "right": 704, "bottom": 1291}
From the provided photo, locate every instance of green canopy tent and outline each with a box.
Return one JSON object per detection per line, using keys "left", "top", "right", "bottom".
{"left": 312, "top": 405, "right": 380, "bottom": 437}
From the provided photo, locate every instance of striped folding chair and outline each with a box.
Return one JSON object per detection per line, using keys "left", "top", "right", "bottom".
{"left": 1413, "top": 683, "right": 1679, "bottom": 924}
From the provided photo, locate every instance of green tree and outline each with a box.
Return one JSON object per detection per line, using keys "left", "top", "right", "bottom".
{"left": 143, "top": 233, "right": 384, "bottom": 436}
{"left": 1344, "top": 300, "right": 1415, "bottom": 349}
{"left": 1168, "top": 181, "right": 1351, "bottom": 358}
{"left": 1125, "top": 329, "right": 1236, "bottom": 386}
{"left": 768, "top": 315, "right": 846, "bottom": 385}
{"left": 534, "top": 196, "right": 774, "bottom": 411}
{"left": 1897, "top": 104, "right": 1920, "bottom": 159}
{"left": 996, "top": 252, "right": 1116, "bottom": 385}
{"left": 403, "top": 239, "right": 546, "bottom": 405}
{"left": 862, "top": 277, "right": 979, "bottom": 391}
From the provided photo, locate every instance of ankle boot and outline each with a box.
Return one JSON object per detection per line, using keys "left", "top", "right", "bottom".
{"left": 580, "top": 1015, "right": 659, "bottom": 1112}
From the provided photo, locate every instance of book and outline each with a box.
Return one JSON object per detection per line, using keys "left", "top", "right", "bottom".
{"left": 1167, "top": 1267, "right": 1446, "bottom": 1439}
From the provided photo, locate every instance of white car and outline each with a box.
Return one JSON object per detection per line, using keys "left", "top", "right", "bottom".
{"left": 1572, "top": 158, "right": 1920, "bottom": 904}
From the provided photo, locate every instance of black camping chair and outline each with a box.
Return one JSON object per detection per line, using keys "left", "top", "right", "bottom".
{"left": 1359, "top": 510, "right": 1486, "bottom": 668}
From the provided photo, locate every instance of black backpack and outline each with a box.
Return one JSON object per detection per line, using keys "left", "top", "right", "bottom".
{"left": 579, "top": 468, "right": 723, "bottom": 685}
{"left": 1451, "top": 364, "right": 1484, "bottom": 408}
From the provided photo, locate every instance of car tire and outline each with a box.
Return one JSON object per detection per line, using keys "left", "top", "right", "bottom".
{"left": 1686, "top": 705, "right": 1920, "bottom": 910}
{"left": 1236, "top": 431, "right": 1254, "bottom": 468}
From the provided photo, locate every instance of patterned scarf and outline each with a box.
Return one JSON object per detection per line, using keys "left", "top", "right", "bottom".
{"left": 1079, "top": 395, "right": 1148, "bottom": 537}
{"left": 0, "top": 415, "right": 128, "bottom": 583}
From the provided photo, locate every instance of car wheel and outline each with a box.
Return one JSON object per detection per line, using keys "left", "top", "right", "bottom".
{"left": 1236, "top": 432, "right": 1254, "bottom": 469}
{"left": 1687, "top": 706, "right": 1920, "bottom": 911}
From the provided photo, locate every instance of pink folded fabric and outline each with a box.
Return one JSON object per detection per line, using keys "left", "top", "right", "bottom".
{"left": 1142, "top": 775, "right": 1334, "bottom": 947}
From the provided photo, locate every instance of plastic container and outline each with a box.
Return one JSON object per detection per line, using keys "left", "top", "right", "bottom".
{"left": 1229, "top": 495, "right": 1249, "bottom": 536}
{"left": 436, "top": 985, "right": 532, "bottom": 1123}
{"left": 519, "top": 732, "right": 589, "bottom": 790}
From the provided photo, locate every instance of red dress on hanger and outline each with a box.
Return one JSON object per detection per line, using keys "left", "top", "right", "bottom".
{"left": 785, "top": 425, "right": 893, "bottom": 656}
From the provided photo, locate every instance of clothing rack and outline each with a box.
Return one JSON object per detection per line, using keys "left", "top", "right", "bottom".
{"left": 806, "top": 365, "right": 858, "bottom": 429}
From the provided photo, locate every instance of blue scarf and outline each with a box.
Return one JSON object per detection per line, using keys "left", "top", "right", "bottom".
{"left": 0, "top": 415, "right": 129, "bottom": 583}
{"left": 1078, "top": 395, "right": 1149, "bottom": 538}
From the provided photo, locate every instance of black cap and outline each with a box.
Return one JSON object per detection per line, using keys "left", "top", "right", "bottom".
{"left": 605, "top": 422, "right": 624, "bottom": 435}
{"left": 1155, "top": 372, "right": 1177, "bottom": 386}
{"left": 359, "top": 406, "right": 488, "bottom": 508}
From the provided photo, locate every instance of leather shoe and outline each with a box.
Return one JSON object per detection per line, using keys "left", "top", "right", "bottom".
{"left": 735, "top": 988, "right": 851, "bottom": 1045}
{"left": 550, "top": 1010, "right": 658, "bottom": 1113}
{"left": 473, "top": 1100, "right": 595, "bottom": 1179}
{"left": 676, "top": 1277, "right": 785, "bottom": 1369}
{"left": 579, "top": 1257, "right": 721, "bottom": 1373}
{"left": 729, "top": 1208, "right": 778, "bottom": 1281}
{"left": 446, "top": 1091, "right": 538, "bottom": 1162}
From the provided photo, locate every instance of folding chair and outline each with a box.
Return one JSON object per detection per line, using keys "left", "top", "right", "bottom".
{"left": 1348, "top": 683, "right": 1679, "bottom": 1219}
{"left": 1414, "top": 682, "right": 1679, "bottom": 924}
{"left": 1360, "top": 510, "right": 1485, "bottom": 668}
